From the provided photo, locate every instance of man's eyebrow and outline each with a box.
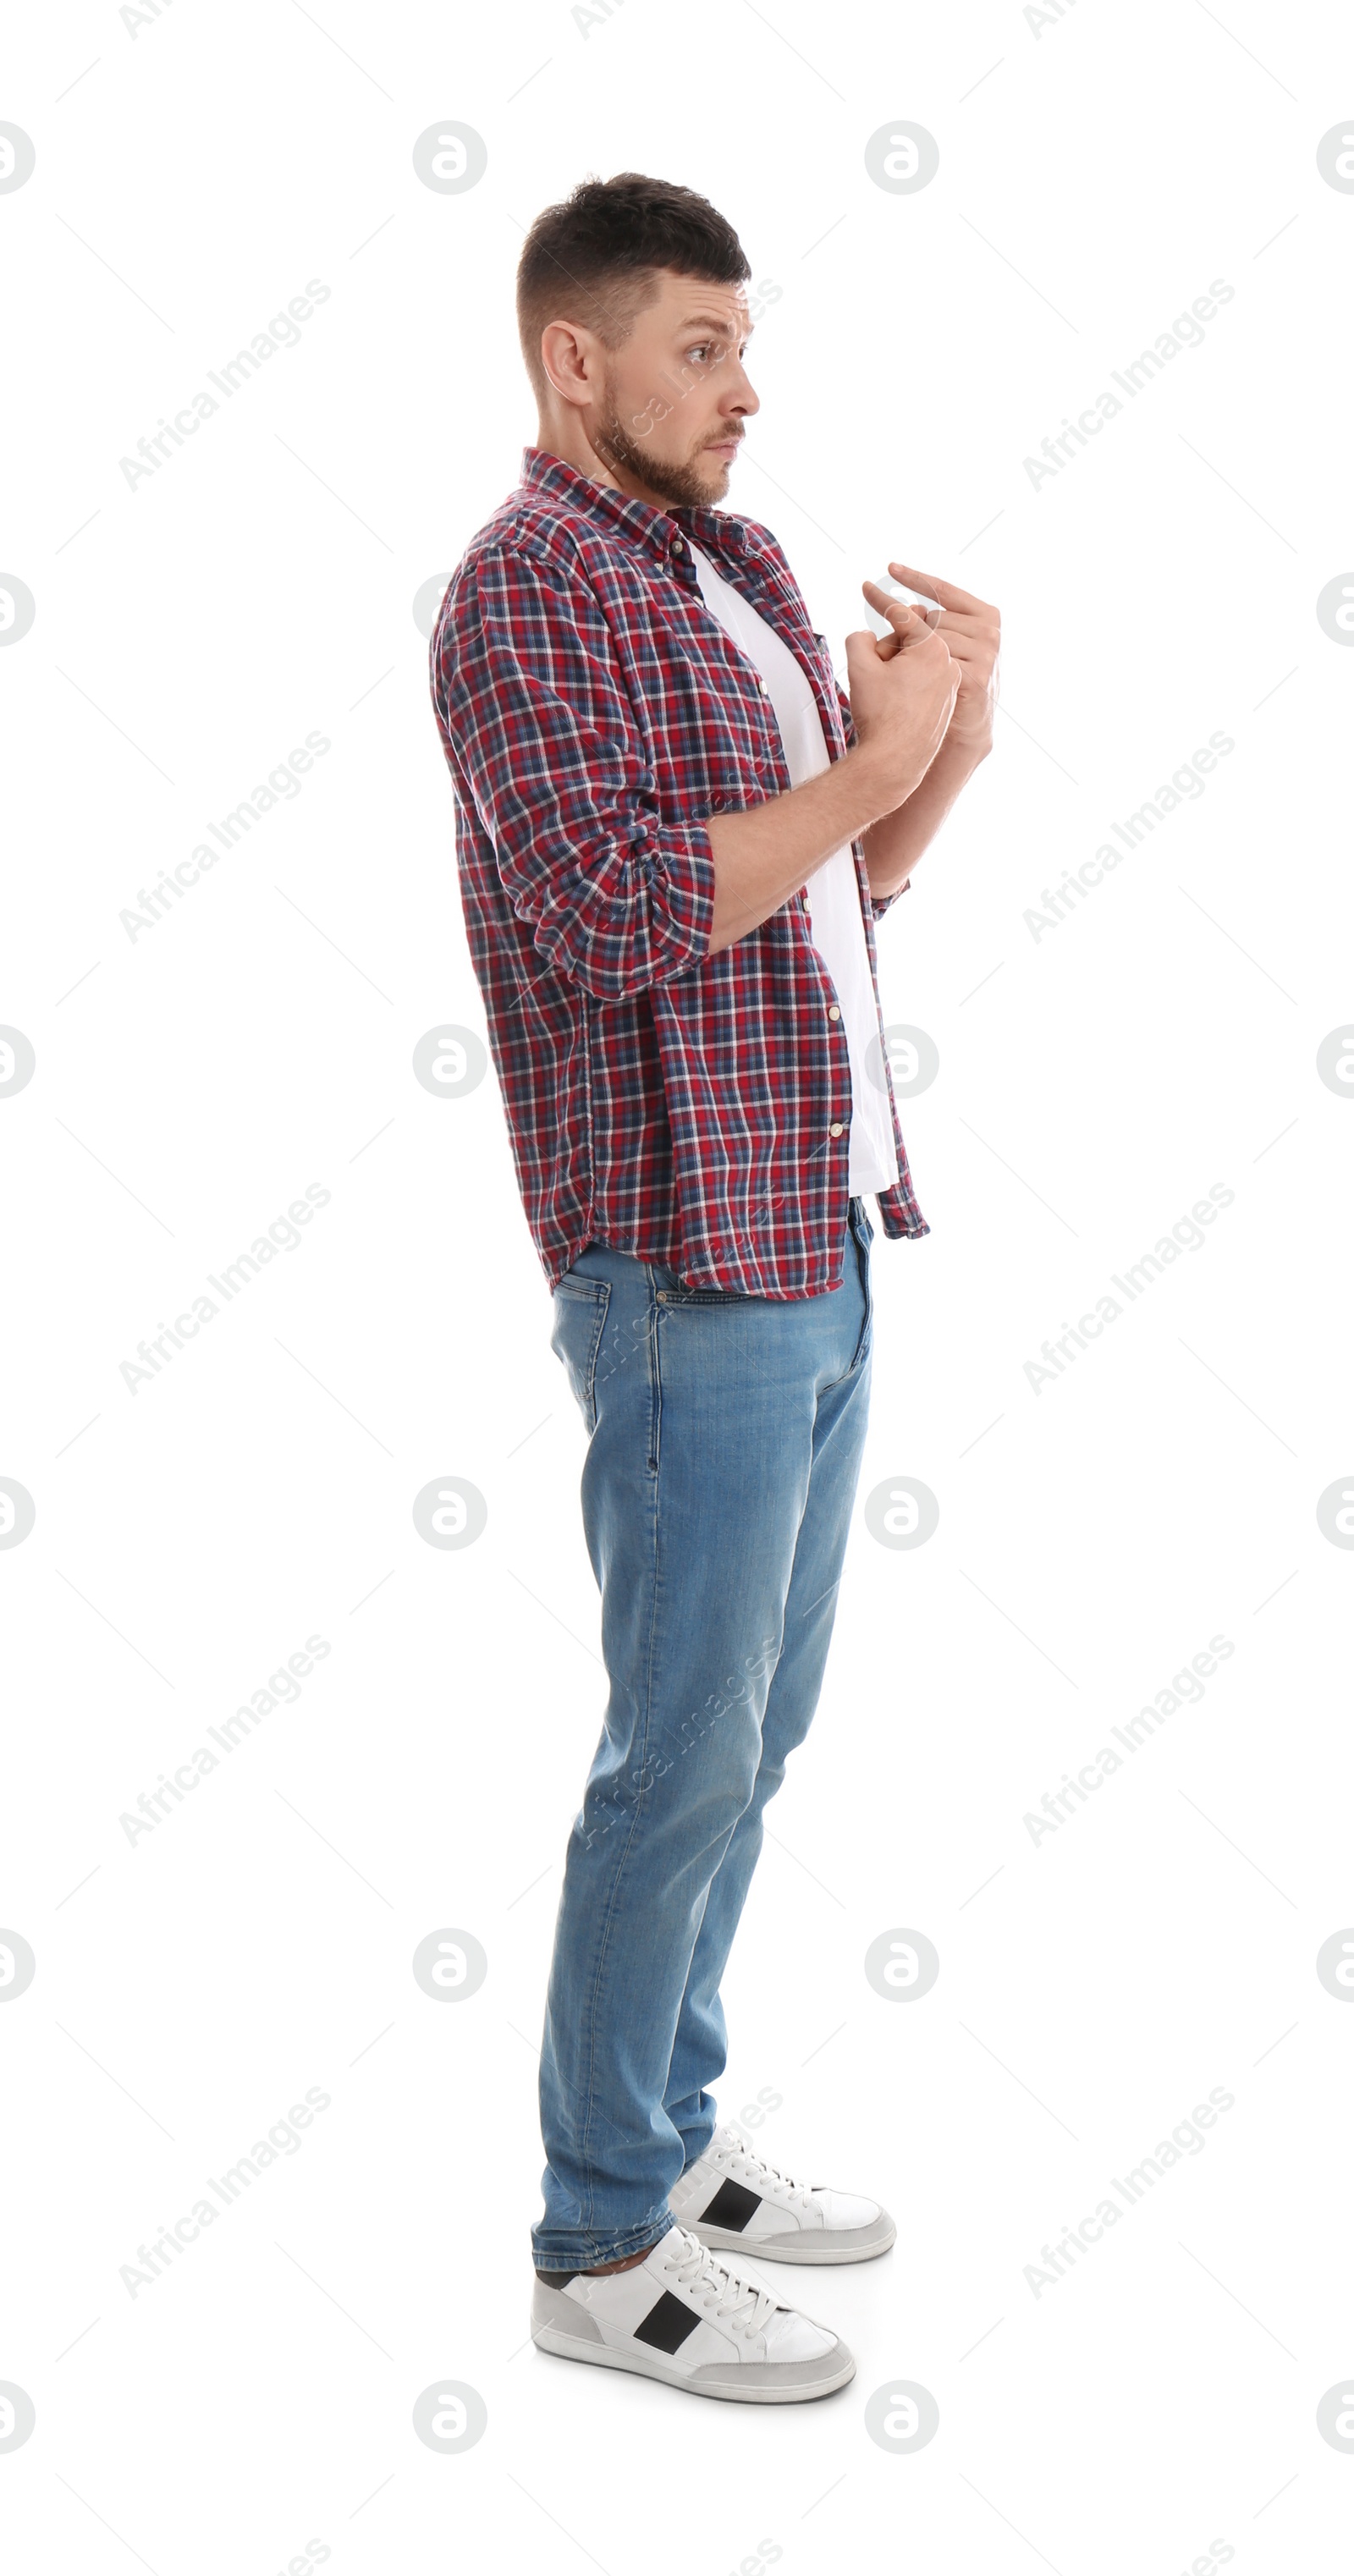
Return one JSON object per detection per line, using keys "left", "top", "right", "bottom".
{"left": 676, "top": 311, "right": 755, "bottom": 339}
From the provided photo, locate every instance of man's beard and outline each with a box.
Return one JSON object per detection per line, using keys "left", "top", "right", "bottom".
{"left": 590, "top": 401, "right": 734, "bottom": 509}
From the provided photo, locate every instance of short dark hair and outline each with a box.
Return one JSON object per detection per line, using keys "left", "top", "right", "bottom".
{"left": 515, "top": 171, "right": 751, "bottom": 408}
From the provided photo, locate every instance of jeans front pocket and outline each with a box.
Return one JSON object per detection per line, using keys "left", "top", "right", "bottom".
{"left": 551, "top": 1277, "right": 612, "bottom": 1433}
{"left": 646, "top": 1253, "right": 757, "bottom": 1309}
{"left": 655, "top": 1286, "right": 758, "bottom": 1306}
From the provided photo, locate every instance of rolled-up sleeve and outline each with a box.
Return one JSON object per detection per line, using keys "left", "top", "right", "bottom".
{"left": 438, "top": 543, "right": 717, "bottom": 1000}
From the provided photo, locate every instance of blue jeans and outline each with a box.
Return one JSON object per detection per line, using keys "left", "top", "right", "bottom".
{"left": 532, "top": 1197, "right": 876, "bottom": 2269}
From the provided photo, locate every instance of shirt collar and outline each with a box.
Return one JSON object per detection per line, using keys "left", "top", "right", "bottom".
{"left": 520, "top": 444, "right": 750, "bottom": 569}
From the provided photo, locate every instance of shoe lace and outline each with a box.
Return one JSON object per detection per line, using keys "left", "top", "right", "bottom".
{"left": 722, "top": 2135, "right": 814, "bottom": 2211}
{"left": 667, "top": 2229, "right": 779, "bottom": 2336}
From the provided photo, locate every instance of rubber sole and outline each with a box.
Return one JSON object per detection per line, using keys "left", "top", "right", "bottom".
{"left": 530, "top": 2287, "right": 856, "bottom": 2403}
{"left": 687, "top": 2210, "right": 897, "bottom": 2265}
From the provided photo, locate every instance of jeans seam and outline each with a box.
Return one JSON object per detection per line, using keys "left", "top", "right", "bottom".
{"left": 646, "top": 1270, "right": 662, "bottom": 1476}
{"left": 575, "top": 1305, "right": 663, "bottom": 2234}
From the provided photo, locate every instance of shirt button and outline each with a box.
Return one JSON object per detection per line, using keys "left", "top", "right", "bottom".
{"left": 757, "top": 678, "right": 769, "bottom": 694}
{"left": 828, "top": 1005, "right": 841, "bottom": 1021}
{"left": 829, "top": 1121, "right": 845, "bottom": 1137}
{"left": 672, "top": 537, "right": 685, "bottom": 553}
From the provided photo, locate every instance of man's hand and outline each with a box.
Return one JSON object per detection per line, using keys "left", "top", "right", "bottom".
{"left": 867, "top": 564, "right": 1001, "bottom": 759}
{"left": 850, "top": 567, "right": 1000, "bottom": 905}
{"left": 844, "top": 595, "right": 960, "bottom": 809}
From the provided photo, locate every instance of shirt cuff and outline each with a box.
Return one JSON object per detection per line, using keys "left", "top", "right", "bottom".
{"left": 869, "top": 875, "right": 913, "bottom": 921}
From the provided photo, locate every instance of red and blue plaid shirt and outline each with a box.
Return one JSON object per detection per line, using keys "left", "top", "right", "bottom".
{"left": 429, "top": 444, "right": 928, "bottom": 1297}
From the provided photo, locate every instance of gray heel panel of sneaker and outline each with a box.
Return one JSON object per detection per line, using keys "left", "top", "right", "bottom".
{"left": 531, "top": 2282, "right": 605, "bottom": 2343}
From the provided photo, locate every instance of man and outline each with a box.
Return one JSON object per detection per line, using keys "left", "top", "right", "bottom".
{"left": 430, "top": 172, "right": 999, "bottom": 2403}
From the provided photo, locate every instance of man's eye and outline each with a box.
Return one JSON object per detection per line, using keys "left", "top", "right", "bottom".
{"left": 685, "top": 338, "right": 748, "bottom": 366}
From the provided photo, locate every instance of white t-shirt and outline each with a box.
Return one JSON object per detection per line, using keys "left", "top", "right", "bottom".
{"left": 685, "top": 541, "right": 900, "bottom": 1197}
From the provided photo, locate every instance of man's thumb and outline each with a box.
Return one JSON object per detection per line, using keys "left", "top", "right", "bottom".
{"left": 845, "top": 623, "right": 900, "bottom": 671}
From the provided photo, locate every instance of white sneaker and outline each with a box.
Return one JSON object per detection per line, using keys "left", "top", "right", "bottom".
{"left": 669, "top": 2124, "right": 896, "bottom": 2265}
{"left": 530, "top": 2224, "right": 855, "bottom": 2403}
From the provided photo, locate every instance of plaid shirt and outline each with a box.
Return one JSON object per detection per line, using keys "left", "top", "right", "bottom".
{"left": 429, "top": 444, "right": 928, "bottom": 1298}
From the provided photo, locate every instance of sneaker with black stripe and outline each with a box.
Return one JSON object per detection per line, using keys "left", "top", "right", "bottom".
{"left": 669, "top": 2125, "right": 896, "bottom": 2265}
{"left": 530, "top": 2224, "right": 854, "bottom": 2402}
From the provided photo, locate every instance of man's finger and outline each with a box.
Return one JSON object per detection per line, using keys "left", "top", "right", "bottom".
{"left": 925, "top": 630, "right": 980, "bottom": 664}
{"left": 886, "top": 561, "right": 997, "bottom": 619}
{"left": 861, "top": 579, "right": 923, "bottom": 613}
{"left": 861, "top": 580, "right": 938, "bottom": 634}
{"left": 895, "top": 606, "right": 988, "bottom": 639}
{"left": 849, "top": 622, "right": 914, "bottom": 670}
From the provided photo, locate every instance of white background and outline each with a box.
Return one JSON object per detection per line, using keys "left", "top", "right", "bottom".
{"left": 3, "top": 2, "right": 1352, "bottom": 2570}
